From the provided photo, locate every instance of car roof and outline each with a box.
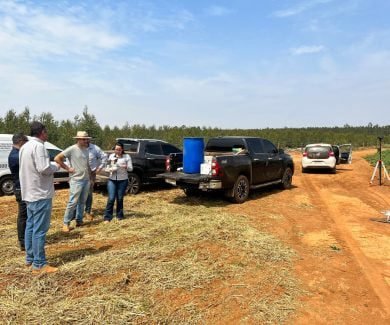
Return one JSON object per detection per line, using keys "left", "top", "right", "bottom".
{"left": 116, "top": 138, "right": 167, "bottom": 143}
{"left": 305, "top": 143, "right": 332, "bottom": 148}
{"left": 0, "top": 134, "right": 62, "bottom": 151}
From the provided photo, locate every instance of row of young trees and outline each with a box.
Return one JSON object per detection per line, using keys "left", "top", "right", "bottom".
{"left": 0, "top": 107, "right": 389, "bottom": 150}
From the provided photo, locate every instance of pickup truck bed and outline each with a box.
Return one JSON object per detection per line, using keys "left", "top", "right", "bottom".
{"left": 160, "top": 136, "right": 294, "bottom": 203}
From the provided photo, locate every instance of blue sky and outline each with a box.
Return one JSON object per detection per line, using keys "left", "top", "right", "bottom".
{"left": 0, "top": 0, "right": 389, "bottom": 128}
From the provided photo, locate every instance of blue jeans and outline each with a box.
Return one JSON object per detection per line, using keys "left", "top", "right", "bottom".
{"left": 25, "top": 198, "right": 52, "bottom": 269}
{"left": 83, "top": 172, "right": 96, "bottom": 214}
{"left": 84, "top": 187, "right": 93, "bottom": 214}
{"left": 104, "top": 179, "right": 128, "bottom": 221}
{"left": 63, "top": 179, "right": 90, "bottom": 225}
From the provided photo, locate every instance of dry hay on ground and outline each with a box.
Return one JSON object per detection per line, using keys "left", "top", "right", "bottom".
{"left": 0, "top": 189, "right": 301, "bottom": 324}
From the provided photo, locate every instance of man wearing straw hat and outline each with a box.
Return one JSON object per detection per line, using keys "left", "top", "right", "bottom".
{"left": 54, "top": 131, "right": 91, "bottom": 232}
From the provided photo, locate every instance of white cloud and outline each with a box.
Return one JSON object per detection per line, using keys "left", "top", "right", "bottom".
{"left": 0, "top": 0, "right": 128, "bottom": 59}
{"left": 290, "top": 45, "right": 325, "bottom": 55}
{"left": 273, "top": 0, "right": 334, "bottom": 18}
{"left": 134, "top": 9, "right": 194, "bottom": 32}
{"left": 205, "top": 6, "right": 233, "bottom": 17}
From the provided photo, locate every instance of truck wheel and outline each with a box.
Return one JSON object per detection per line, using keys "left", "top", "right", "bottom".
{"left": 127, "top": 173, "right": 141, "bottom": 195}
{"left": 281, "top": 167, "right": 293, "bottom": 189}
{"left": 0, "top": 175, "right": 14, "bottom": 196}
{"left": 231, "top": 175, "right": 249, "bottom": 204}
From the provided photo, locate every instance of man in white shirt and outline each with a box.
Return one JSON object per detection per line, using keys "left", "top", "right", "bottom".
{"left": 19, "top": 121, "right": 60, "bottom": 274}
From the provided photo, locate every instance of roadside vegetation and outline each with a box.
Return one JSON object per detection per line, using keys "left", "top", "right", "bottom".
{"left": 364, "top": 149, "right": 390, "bottom": 169}
{"left": 1, "top": 107, "right": 389, "bottom": 150}
{"left": 0, "top": 189, "right": 301, "bottom": 323}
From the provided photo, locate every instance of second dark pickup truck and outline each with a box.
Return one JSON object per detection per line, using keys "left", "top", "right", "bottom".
{"left": 97, "top": 138, "right": 183, "bottom": 194}
{"left": 159, "top": 136, "right": 294, "bottom": 203}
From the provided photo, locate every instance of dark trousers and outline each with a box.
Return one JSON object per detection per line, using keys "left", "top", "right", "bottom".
{"left": 15, "top": 189, "right": 27, "bottom": 248}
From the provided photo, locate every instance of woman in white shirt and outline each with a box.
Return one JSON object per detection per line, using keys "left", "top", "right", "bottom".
{"left": 103, "top": 143, "right": 132, "bottom": 222}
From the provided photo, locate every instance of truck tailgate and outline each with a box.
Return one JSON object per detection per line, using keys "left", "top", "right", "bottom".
{"left": 158, "top": 172, "right": 211, "bottom": 185}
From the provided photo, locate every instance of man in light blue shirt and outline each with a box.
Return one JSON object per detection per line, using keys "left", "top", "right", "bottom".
{"left": 82, "top": 139, "right": 107, "bottom": 219}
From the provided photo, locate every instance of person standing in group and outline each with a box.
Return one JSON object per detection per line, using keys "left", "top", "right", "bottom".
{"left": 55, "top": 131, "right": 91, "bottom": 232}
{"left": 19, "top": 122, "right": 60, "bottom": 274}
{"left": 8, "top": 133, "right": 28, "bottom": 251}
{"left": 103, "top": 142, "right": 132, "bottom": 223}
{"left": 80, "top": 138, "right": 106, "bottom": 220}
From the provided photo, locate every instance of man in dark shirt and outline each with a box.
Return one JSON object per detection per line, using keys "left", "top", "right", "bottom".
{"left": 8, "top": 133, "right": 28, "bottom": 251}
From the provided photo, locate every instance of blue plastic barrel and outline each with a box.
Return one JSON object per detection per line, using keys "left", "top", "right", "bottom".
{"left": 183, "top": 137, "right": 204, "bottom": 173}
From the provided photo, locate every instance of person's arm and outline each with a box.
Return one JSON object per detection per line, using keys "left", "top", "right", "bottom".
{"left": 8, "top": 151, "right": 18, "bottom": 175}
{"left": 96, "top": 146, "right": 107, "bottom": 173}
{"left": 34, "top": 145, "right": 59, "bottom": 175}
{"left": 54, "top": 152, "right": 75, "bottom": 174}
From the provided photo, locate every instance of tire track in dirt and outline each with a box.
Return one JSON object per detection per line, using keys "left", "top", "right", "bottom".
{"left": 298, "top": 159, "right": 390, "bottom": 315}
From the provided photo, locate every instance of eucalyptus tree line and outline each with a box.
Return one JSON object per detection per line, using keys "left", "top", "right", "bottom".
{"left": 1, "top": 108, "right": 389, "bottom": 150}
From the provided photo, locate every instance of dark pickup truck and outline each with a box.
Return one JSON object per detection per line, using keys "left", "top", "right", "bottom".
{"left": 101, "top": 138, "right": 183, "bottom": 194}
{"left": 159, "top": 136, "right": 294, "bottom": 203}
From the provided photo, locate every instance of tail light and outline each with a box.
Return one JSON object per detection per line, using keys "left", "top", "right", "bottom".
{"left": 211, "top": 158, "right": 222, "bottom": 176}
{"left": 328, "top": 151, "right": 335, "bottom": 157}
{"left": 302, "top": 152, "right": 308, "bottom": 157}
{"left": 165, "top": 156, "right": 171, "bottom": 171}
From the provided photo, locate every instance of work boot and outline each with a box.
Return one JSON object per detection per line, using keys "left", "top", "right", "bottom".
{"left": 76, "top": 221, "right": 84, "bottom": 227}
{"left": 32, "top": 265, "right": 58, "bottom": 274}
{"left": 62, "top": 224, "right": 72, "bottom": 233}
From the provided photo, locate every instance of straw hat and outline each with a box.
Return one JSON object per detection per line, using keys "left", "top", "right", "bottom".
{"left": 73, "top": 131, "right": 91, "bottom": 139}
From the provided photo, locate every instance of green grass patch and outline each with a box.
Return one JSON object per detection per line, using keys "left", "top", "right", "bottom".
{"left": 364, "top": 149, "right": 390, "bottom": 168}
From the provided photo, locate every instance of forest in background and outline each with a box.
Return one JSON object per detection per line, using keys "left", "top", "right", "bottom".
{"left": 1, "top": 107, "right": 389, "bottom": 150}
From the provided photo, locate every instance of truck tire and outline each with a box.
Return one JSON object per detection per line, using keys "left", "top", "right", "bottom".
{"left": 127, "top": 173, "right": 141, "bottom": 195}
{"left": 0, "top": 175, "right": 14, "bottom": 196}
{"left": 231, "top": 175, "right": 249, "bottom": 204}
{"left": 281, "top": 167, "right": 293, "bottom": 189}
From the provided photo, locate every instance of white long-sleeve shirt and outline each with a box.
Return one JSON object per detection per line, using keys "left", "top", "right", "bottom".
{"left": 19, "top": 137, "right": 59, "bottom": 202}
{"left": 106, "top": 153, "right": 132, "bottom": 181}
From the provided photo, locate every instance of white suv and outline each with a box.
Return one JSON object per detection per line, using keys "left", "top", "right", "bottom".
{"left": 0, "top": 134, "right": 69, "bottom": 195}
{"left": 301, "top": 143, "right": 337, "bottom": 173}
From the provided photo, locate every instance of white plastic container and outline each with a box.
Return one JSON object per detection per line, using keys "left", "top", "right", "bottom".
{"left": 200, "top": 163, "right": 212, "bottom": 175}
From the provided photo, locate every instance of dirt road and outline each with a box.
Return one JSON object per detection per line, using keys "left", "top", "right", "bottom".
{"left": 229, "top": 149, "right": 390, "bottom": 323}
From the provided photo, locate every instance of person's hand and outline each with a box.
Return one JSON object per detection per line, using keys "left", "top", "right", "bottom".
{"left": 68, "top": 167, "right": 75, "bottom": 173}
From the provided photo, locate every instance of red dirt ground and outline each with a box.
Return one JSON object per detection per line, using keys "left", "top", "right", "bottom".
{"left": 228, "top": 149, "right": 390, "bottom": 323}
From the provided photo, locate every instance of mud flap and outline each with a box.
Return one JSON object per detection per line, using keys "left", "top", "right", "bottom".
{"left": 224, "top": 188, "right": 234, "bottom": 198}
